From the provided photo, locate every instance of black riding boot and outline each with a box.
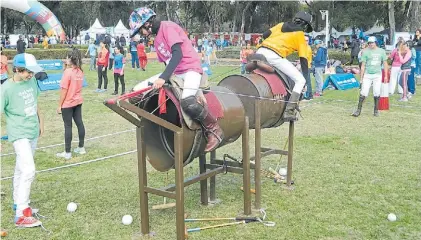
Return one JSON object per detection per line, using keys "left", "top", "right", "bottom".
{"left": 352, "top": 95, "right": 365, "bottom": 117}
{"left": 202, "top": 112, "right": 224, "bottom": 152}
{"left": 373, "top": 96, "right": 379, "bottom": 117}
{"left": 283, "top": 92, "right": 301, "bottom": 122}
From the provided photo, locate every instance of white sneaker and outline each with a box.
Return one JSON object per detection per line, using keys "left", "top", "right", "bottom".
{"left": 56, "top": 152, "right": 71, "bottom": 160}
{"left": 398, "top": 97, "right": 408, "bottom": 102}
{"left": 74, "top": 147, "right": 86, "bottom": 155}
{"left": 407, "top": 93, "right": 412, "bottom": 99}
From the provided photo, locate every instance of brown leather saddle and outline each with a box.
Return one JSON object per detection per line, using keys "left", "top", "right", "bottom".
{"left": 245, "top": 53, "right": 295, "bottom": 91}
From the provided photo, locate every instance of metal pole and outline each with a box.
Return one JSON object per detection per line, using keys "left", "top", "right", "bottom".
{"left": 286, "top": 121, "right": 294, "bottom": 187}
{"left": 326, "top": 11, "right": 329, "bottom": 48}
{"left": 199, "top": 154, "right": 208, "bottom": 205}
{"left": 254, "top": 101, "right": 261, "bottom": 209}
{"left": 174, "top": 132, "right": 185, "bottom": 240}
{"left": 242, "top": 117, "right": 251, "bottom": 215}
{"left": 137, "top": 127, "right": 150, "bottom": 235}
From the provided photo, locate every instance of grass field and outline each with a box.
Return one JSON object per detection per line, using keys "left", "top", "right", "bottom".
{"left": 1, "top": 62, "right": 421, "bottom": 240}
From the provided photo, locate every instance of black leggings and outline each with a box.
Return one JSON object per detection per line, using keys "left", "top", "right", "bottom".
{"left": 62, "top": 104, "right": 85, "bottom": 153}
{"left": 109, "top": 58, "right": 114, "bottom": 70}
{"left": 114, "top": 73, "right": 125, "bottom": 93}
{"left": 349, "top": 55, "right": 357, "bottom": 65}
{"left": 97, "top": 65, "right": 108, "bottom": 89}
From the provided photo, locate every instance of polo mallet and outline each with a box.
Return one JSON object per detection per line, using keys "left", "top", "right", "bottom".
{"left": 186, "top": 220, "right": 246, "bottom": 236}
{"left": 185, "top": 216, "right": 260, "bottom": 223}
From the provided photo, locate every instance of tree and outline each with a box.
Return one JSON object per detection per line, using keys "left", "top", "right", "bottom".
{"left": 388, "top": 0, "right": 395, "bottom": 43}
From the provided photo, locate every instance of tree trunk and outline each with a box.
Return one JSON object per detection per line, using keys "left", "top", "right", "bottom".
{"left": 410, "top": 0, "right": 420, "bottom": 31}
{"left": 388, "top": 1, "right": 395, "bottom": 44}
{"left": 240, "top": 2, "right": 253, "bottom": 43}
{"left": 232, "top": 2, "right": 238, "bottom": 33}
{"left": 166, "top": 2, "right": 171, "bottom": 21}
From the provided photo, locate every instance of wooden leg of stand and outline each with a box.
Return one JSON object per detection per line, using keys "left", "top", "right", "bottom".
{"left": 137, "top": 127, "right": 150, "bottom": 235}
{"left": 175, "top": 132, "right": 185, "bottom": 240}
{"left": 287, "top": 121, "right": 294, "bottom": 187}
{"left": 242, "top": 117, "right": 251, "bottom": 215}
{"left": 209, "top": 151, "right": 216, "bottom": 201}
{"left": 199, "top": 154, "right": 208, "bottom": 205}
{"left": 254, "top": 100, "right": 261, "bottom": 209}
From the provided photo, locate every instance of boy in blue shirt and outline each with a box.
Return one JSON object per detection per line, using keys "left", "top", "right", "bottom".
{"left": 313, "top": 40, "right": 328, "bottom": 97}
{"left": 85, "top": 40, "right": 97, "bottom": 71}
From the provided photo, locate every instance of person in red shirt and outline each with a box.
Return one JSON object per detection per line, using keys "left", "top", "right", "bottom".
{"left": 1, "top": 47, "right": 11, "bottom": 84}
{"left": 137, "top": 39, "right": 148, "bottom": 71}
{"left": 56, "top": 48, "right": 86, "bottom": 159}
{"left": 96, "top": 41, "right": 109, "bottom": 92}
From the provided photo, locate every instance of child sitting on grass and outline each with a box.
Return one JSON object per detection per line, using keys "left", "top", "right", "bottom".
{"left": 1, "top": 53, "right": 44, "bottom": 228}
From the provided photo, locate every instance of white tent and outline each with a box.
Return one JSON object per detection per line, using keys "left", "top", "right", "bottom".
{"left": 336, "top": 27, "right": 353, "bottom": 37}
{"left": 364, "top": 21, "right": 385, "bottom": 35}
{"left": 311, "top": 27, "right": 339, "bottom": 38}
{"left": 114, "top": 19, "right": 130, "bottom": 36}
{"left": 88, "top": 18, "right": 106, "bottom": 34}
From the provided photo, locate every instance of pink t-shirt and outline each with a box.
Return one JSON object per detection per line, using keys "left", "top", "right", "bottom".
{"left": 389, "top": 49, "right": 403, "bottom": 67}
{"left": 60, "top": 68, "right": 84, "bottom": 108}
{"left": 154, "top": 21, "right": 203, "bottom": 75}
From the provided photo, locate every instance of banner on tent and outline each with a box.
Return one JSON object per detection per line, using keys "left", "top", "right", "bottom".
{"left": 37, "top": 60, "right": 64, "bottom": 70}
{"left": 202, "top": 63, "right": 212, "bottom": 76}
{"left": 38, "top": 73, "right": 88, "bottom": 91}
{"left": 322, "top": 73, "right": 360, "bottom": 91}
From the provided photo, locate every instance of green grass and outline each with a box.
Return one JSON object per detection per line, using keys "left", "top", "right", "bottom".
{"left": 1, "top": 62, "right": 421, "bottom": 240}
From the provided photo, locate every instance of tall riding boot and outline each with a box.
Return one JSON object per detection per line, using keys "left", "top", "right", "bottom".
{"left": 202, "top": 112, "right": 224, "bottom": 152}
{"left": 283, "top": 92, "right": 301, "bottom": 122}
{"left": 373, "top": 96, "right": 379, "bottom": 117}
{"left": 351, "top": 95, "right": 365, "bottom": 117}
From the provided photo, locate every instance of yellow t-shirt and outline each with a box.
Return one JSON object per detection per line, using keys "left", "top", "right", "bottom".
{"left": 260, "top": 22, "right": 309, "bottom": 60}
{"left": 306, "top": 45, "right": 312, "bottom": 68}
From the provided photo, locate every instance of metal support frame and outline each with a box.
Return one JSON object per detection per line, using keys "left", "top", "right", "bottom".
{"left": 105, "top": 97, "right": 295, "bottom": 239}
{"left": 104, "top": 99, "right": 259, "bottom": 240}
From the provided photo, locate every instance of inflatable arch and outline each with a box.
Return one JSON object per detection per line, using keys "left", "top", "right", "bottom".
{"left": 1, "top": 0, "right": 65, "bottom": 40}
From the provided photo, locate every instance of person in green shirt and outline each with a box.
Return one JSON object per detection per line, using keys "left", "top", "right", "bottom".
{"left": 352, "top": 36, "right": 389, "bottom": 117}
{"left": 1, "top": 53, "right": 45, "bottom": 228}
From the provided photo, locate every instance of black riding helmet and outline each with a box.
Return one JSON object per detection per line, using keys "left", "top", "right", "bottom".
{"left": 293, "top": 11, "right": 313, "bottom": 33}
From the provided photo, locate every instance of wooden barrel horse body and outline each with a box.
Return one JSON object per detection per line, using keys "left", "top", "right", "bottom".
{"left": 134, "top": 54, "right": 295, "bottom": 172}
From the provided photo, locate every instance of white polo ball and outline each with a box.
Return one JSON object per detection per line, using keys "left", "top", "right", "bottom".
{"left": 122, "top": 215, "right": 133, "bottom": 225}
{"left": 387, "top": 213, "right": 397, "bottom": 222}
{"left": 278, "top": 168, "right": 287, "bottom": 176}
{"left": 67, "top": 202, "right": 77, "bottom": 212}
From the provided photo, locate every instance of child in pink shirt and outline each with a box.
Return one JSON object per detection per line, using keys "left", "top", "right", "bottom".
{"left": 388, "top": 42, "right": 404, "bottom": 94}
{"left": 129, "top": 7, "right": 223, "bottom": 152}
{"left": 397, "top": 42, "right": 412, "bottom": 101}
{"left": 56, "top": 48, "right": 86, "bottom": 159}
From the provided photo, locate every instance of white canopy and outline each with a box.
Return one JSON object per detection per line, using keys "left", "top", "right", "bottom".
{"left": 336, "top": 27, "right": 353, "bottom": 37}
{"left": 114, "top": 19, "right": 130, "bottom": 36}
{"left": 311, "top": 27, "right": 339, "bottom": 37}
{"left": 88, "top": 18, "right": 106, "bottom": 34}
{"left": 364, "top": 21, "right": 385, "bottom": 35}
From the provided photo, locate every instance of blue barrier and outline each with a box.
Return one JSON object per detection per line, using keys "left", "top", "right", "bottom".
{"left": 322, "top": 73, "right": 360, "bottom": 91}
{"left": 37, "top": 60, "right": 64, "bottom": 71}
{"left": 38, "top": 73, "right": 88, "bottom": 91}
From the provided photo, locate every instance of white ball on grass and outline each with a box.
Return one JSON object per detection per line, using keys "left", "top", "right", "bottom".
{"left": 122, "top": 215, "right": 133, "bottom": 225}
{"left": 278, "top": 168, "right": 287, "bottom": 176}
{"left": 67, "top": 202, "right": 77, "bottom": 212}
{"left": 387, "top": 213, "right": 397, "bottom": 222}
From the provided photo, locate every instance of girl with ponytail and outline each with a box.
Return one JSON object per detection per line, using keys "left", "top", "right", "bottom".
{"left": 56, "top": 47, "right": 86, "bottom": 159}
